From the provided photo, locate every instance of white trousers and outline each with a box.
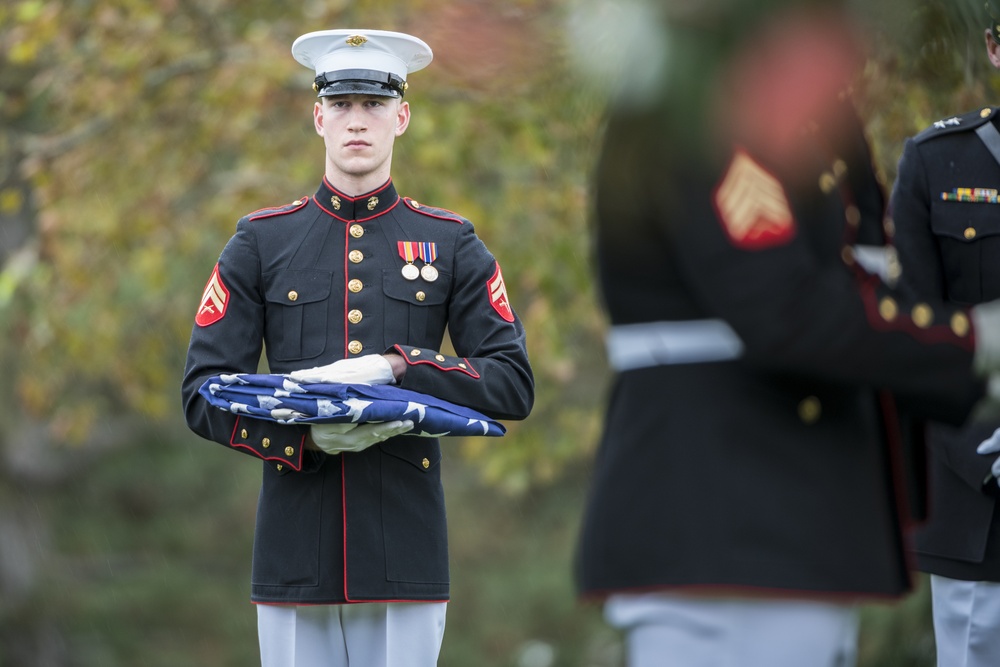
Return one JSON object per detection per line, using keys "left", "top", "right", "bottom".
{"left": 257, "top": 602, "right": 447, "bottom": 667}
{"left": 930, "top": 575, "right": 1000, "bottom": 667}
{"left": 604, "top": 592, "right": 858, "bottom": 667}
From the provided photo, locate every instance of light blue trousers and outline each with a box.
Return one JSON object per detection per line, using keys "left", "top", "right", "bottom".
{"left": 257, "top": 601, "right": 447, "bottom": 667}
{"left": 931, "top": 575, "right": 1000, "bottom": 667}
{"left": 605, "top": 592, "right": 858, "bottom": 667}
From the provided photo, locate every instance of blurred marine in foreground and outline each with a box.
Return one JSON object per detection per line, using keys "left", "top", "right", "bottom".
{"left": 574, "top": 1, "right": 1000, "bottom": 665}
{"left": 891, "top": 2, "right": 1000, "bottom": 665}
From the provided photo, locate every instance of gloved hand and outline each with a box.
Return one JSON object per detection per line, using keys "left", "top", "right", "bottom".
{"left": 973, "top": 301, "right": 1000, "bottom": 375}
{"left": 288, "top": 355, "right": 395, "bottom": 385}
{"left": 310, "top": 420, "right": 414, "bottom": 455}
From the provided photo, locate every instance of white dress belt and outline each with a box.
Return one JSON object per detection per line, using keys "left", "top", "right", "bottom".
{"left": 606, "top": 319, "right": 745, "bottom": 371}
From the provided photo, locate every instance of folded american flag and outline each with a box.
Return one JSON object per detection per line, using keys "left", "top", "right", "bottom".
{"left": 199, "top": 373, "right": 505, "bottom": 437}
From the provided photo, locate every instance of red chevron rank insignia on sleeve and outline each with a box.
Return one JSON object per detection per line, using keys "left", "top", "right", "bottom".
{"left": 488, "top": 262, "right": 515, "bottom": 323}
{"left": 195, "top": 264, "right": 230, "bottom": 327}
{"left": 713, "top": 149, "right": 796, "bottom": 250}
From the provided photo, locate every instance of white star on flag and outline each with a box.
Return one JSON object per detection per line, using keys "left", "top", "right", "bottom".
{"left": 344, "top": 398, "right": 372, "bottom": 422}
{"left": 404, "top": 401, "right": 428, "bottom": 423}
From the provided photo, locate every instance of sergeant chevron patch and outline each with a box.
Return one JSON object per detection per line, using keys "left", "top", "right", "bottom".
{"left": 196, "top": 264, "right": 230, "bottom": 327}
{"left": 713, "top": 149, "right": 796, "bottom": 250}
{"left": 488, "top": 262, "right": 515, "bottom": 323}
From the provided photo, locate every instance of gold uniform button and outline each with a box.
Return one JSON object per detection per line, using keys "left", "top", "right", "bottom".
{"left": 435, "top": 354, "right": 446, "bottom": 362}
{"left": 799, "top": 396, "right": 822, "bottom": 424}
{"left": 819, "top": 172, "right": 837, "bottom": 194}
{"left": 350, "top": 224, "right": 364, "bottom": 238}
{"left": 349, "top": 250, "right": 364, "bottom": 264}
{"left": 348, "top": 340, "right": 363, "bottom": 354}
{"left": 983, "top": 107, "right": 993, "bottom": 119}
{"left": 411, "top": 200, "right": 421, "bottom": 208}
{"left": 422, "top": 458, "right": 430, "bottom": 469}
{"left": 241, "top": 429, "right": 248, "bottom": 440}
{"left": 276, "top": 464, "right": 284, "bottom": 471}
{"left": 285, "top": 446, "right": 295, "bottom": 457}
{"left": 879, "top": 297, "right": 899, "bottom": 322}
{"left": 832, "top": 160, "right": 848, "bottom": 178}
{"left": 965, "top": 227, "right": 977, "bottom": 240}
{"left": 349, "top": 279, "right": 363, "bottom": 293}
{"left": 262, "top": 438, "right": 271, "bottom": 449}
{"left": 348, "top": 309, "right": 363, "bottom": 324}
{"left": 416, "top": 291, "right": 426, "bottom": 302}
{"left": 952, "top": 312, "right": 971, "bottom": 337}
{"left": 459, "top": 363, "right": 468, "bottom": 369}
{"left": 288, "top": 290, "right": 299, "bottom": 302}
{"left": 912, "top": 304, "right": 934, "bottom": 329}
{"left": 410, "top": 349, "right": 422, "bottom": 357}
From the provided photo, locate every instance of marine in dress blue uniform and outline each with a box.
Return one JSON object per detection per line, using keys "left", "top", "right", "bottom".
{"left": 890, "top": 6, "right": 1000, "bottom": 663}
{"left": 181, "top": 29, "right": 533, "bottom": 666}
{"left": 574, "top": 5, "right": 1000, "bottom": 666}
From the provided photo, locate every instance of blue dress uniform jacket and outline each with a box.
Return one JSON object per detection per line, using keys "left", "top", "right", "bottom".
{"left": 182, "top": 177, "right": 533, "bottom": 604}
{"left": 891, "top": 107, "right": 1000, "bottom": 582}
{"left": 575, "top": 98, "right": 987, "bottom": 601}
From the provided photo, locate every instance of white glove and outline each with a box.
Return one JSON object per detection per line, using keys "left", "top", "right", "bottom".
{"left": 973, "top": 301, "right": 1000, "bottom": 375}
{"left": 310, "top": 420, "right": 414, "bottom": 455}
{"left": 288, "top": 355, "right": 395, "bottom": 385}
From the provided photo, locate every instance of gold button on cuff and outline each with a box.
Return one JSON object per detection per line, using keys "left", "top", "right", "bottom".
{"left": 262, "top": 438, "right": 271, "bottom": 449}
{"left": 410, "top": 349, "right": 422, "bottom": 357}
{"left": 348, "top": 309, "right": 363, "bottom": 324}
{"left": 965, "top": 227, "right": 977, "bottom": 240}
{"left": 241, "top": 429, "right": 248, "bottom": 439}
{"left": 883, "top": 218, "right": 896, "bottom": 238}
{"left": 349, "top": 250, "right": 364, "bottom": 264}
{"left": 912, "top": 304, "right": 934, "bottom": 329}
{"left": 350, "top": 224, "right": 364, "bottom": 238}
{"left": 841, "top": 246, "right": 855, "bottom": 266}
{"left": 288, "top": 290, "right": 299, "bottom": 302}
{"left": 349, "top": 279, "right": 363, "bottom": 293}
{"left": 845, "top": 206, "right": 861, "bottom": 227}
{"left": 348, "top": 340, "right": 363, "bottom": 354}
{"left": 435, "top": 354, "right": 446, "bottom": 362}
{"left": 879, "top": 297, "right": 899, "bottom": 322}
{"left": 284, "top": 446, "right": 295, "bottom": 457}
{"left": 952, "top": 312, "right": 971, "bottom": 337}
{"left": 798, "top": 396, "right": 822, "bottom": 424}
{"left": 416, "top": 291, "right": 426, "bottom": 302}
{"left": 422, "top": 458, "right": 430, "bottom": 469}
{"left": 832, "top": 160, "right": 848, "bottom": 178}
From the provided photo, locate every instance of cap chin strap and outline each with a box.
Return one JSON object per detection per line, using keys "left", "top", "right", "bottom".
{"left": 313, "top": 69, "right": 407, "bottom": 96}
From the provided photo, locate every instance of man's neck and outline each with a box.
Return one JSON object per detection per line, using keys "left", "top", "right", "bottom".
{"left": 325, "top": 167, "right": 392, "bottom": 197}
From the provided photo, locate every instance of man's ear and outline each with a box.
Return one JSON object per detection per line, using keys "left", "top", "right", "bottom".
{"left": 313, "top": 101, "right": 325, "bottom": 136}
{"left": 987, "top": 29, "right": 1000, "bottom": 70}
{"left": 395, "top": 100, "right": 411, "bottom": 137}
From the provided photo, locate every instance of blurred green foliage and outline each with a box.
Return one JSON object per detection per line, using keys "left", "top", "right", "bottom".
{"left": 2, "top": 0, "right": 1000, "bottom": 664}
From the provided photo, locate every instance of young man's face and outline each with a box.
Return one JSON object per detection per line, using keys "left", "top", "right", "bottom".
{"left": 314, "top": 94, "right": 410, "bottom": 188}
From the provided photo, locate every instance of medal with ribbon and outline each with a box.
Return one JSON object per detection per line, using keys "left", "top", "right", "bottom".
{"left": 419, "top": 242, "right": 439, "bottom": 282}
{"left": 398, "top": 241, "right": 420, "bottom": 280}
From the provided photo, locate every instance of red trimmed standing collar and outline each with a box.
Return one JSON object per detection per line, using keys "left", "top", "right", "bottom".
{"left": 313, "top": 177, "right": 400, "bottom": 222}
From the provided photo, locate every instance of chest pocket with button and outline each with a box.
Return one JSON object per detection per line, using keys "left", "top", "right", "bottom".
{"left": 263, "top": 269, "right": 333, "bottom": 362}
{"left": 930, "top": 200, "right": 1000, "bottom": 304}
{"left": 381, "top": 269, "right": 451, "bottom": 347}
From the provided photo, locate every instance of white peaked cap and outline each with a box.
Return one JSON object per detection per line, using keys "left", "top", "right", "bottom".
{"left": 291, "top": 29, "right": 433, "bottom": 98}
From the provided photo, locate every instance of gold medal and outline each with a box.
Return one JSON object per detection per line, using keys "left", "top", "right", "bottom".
{"left": 402, "top": 263, "right": 420, "bottom": 280}
{"left": 420, "top": 264, "right": 439, "bottom": 282}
